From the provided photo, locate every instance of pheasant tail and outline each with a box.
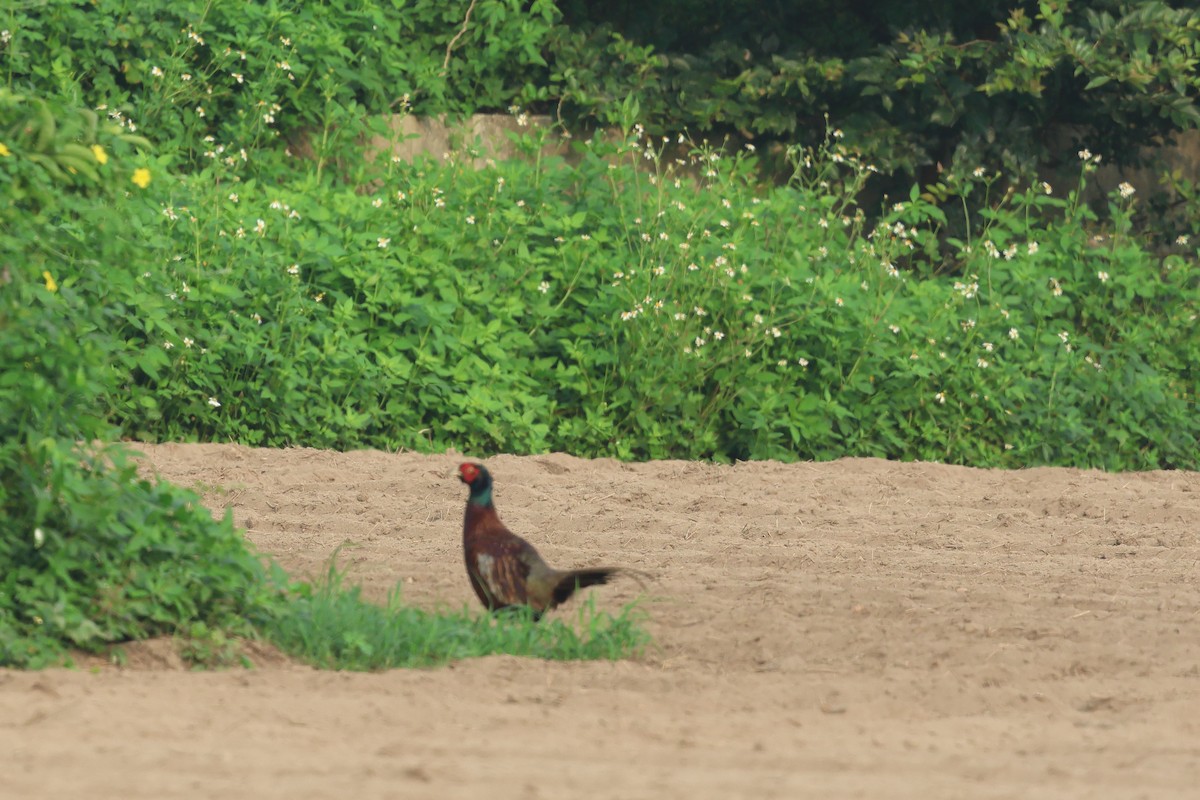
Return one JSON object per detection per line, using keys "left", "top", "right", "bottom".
{"left": 551, "top": 567, "right": 619, "bottom": 607}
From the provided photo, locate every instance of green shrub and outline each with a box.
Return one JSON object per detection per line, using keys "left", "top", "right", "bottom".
{"left": 549, "top": 1, "right": 1200, "bottom": 188}
{"left": 19, "top": 99, "right": 1185, "bottom": 468}
{"left": 2, "top": 0, "right": 558, "bottom": 174}
{"left": 0, "top": 264, "right": 284, "bottom": 667}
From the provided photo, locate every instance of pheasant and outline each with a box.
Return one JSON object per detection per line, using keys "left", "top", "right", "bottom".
{"left": 457, "top": 462, "right": 625, "bottom": 620}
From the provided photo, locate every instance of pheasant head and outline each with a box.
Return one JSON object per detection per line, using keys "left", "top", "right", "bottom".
{"left": 458, "top": 462, "right": 493, "bottom": 507}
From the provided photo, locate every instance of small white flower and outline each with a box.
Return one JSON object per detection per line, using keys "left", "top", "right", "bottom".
{"left": 255, "top": 219, "right": 266, "bottom": 235}
{"left": 935, "top": 392, "right": 946, "bottom": 405}
{"left": 1008, "top": 328, "right": 1019, "bottom": 340}
{"left": 33, "top": 527, "right": 45, "bottom": 548}
{"left": 977, "top": 358, "right": 990, "bottom": 368}
{"left": 1097, "top": 271, "right": 1110, "bottom": 283}
{"left": 229, "top": 193, "right": 239, "bottom": 203}
{"left": 983, "top": 341, "right": 993, "bottom": 352}
{"left": 1027, "top": 241, "right": 1039, "bottom": 255}
{"left": 183, "top": 337, "right": 194, "bottom": 348}
{"left": 1117, "top": 182, "right": 1135, "bottom": 199}
{"left": 1041, "top": 181, "right": 1052, "bottom": 194}
{"left": 288, "top": 264, "right": 300, "bottom": 275}
{"left": 973, "top": 166, "right": 985, "bottom": 178}
{"left": 835, "top": 297, "right": 844, "bottom": 307}
{"left": 770, "top": 327, "right": 782, "bottom": 339}
{"left": 151, "top": 66, "right": 163, "bottom": 77}
{"left": 1176, "top": 235, "right": 1190, "bottom": 246}
{"left": 714, "top": 331, "right": 725, "bottom": 340}
{"left": 1078, "top": 148, "right": 1092, "bottom": 161}
{"left": 1058, "top": 331, "right": 1070, "bottom": 343}
{"left": 888, "top": 324, "right": 900, "bottom": 334}
{"left": 164, "top": 341, "right": 174, "bottom": 349}
{"left": 798, "top": 358, "right": 809, "bottom": 367}
{"left": 538, "top": 281, "right": 549, "bottom": 294}
{"left": 208, "top": 396, "right": 221, "bottom": 408}
{"left": 377, "top": 237, "right": 390, "bottom": 248}
{"left": 232, "top": 72, "right": 244, "bottom": 84}
{"left": 777, "top": 359, "right": 787, "bottom": 367}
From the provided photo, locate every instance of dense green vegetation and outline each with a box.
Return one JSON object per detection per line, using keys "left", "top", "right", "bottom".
{"left": 1, "top": 1, "right": 1197, "bottom": 666}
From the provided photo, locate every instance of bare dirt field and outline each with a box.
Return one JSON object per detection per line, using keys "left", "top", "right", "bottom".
{"left": 3, "top": 443, "right": 1200, "bottom": 799}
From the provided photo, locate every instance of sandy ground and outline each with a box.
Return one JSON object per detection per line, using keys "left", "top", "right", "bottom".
{"left": 3, "top": 443, "right": 1200, "bottom": 799}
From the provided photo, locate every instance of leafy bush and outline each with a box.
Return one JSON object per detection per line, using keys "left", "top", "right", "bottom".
{"left": 2, "top": 0, "right": 558, "bottom": 174}
{"left": 0, "top": 262, "right": 282, "bottom": 668}
{"left": 11, "top": 95, "right": 1184, "bottom": 468}
{"left": 549, "top": 1, "right": 1200, "bottom": 185}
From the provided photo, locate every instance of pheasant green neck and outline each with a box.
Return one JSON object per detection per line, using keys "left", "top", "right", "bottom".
{"left": 469, "top": 486, "right": 493, "bottom": 507}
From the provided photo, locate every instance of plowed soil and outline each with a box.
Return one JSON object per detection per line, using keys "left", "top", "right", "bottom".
{"left": 4, "top": 443, "right": 1199, "bottom": 799}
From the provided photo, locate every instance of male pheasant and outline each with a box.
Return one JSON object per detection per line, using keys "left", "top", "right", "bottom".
{"left": 457, "top": 462, "right": 623, "bottom": 619}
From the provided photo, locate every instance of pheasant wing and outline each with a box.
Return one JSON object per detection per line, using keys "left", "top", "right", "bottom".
{"left": 469, "top": 542, "right": 533, "bottom": 610}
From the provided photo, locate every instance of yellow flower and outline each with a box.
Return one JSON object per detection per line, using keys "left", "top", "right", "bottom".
{"left": 131, "top": 168, "right": 151, "bottom": 188}
{"left": 91, "top": 144, "right": 108, "bottom": 164}
{"left": 43, "top": 271, "right": 58, "bottom": 293}
{"left": 0, "top": 142, "right": 10, "bottom": 157}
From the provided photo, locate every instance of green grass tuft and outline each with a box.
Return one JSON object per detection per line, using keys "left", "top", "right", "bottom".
{"left": 262, "top": 557, "right": 650, "bottom": 670}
